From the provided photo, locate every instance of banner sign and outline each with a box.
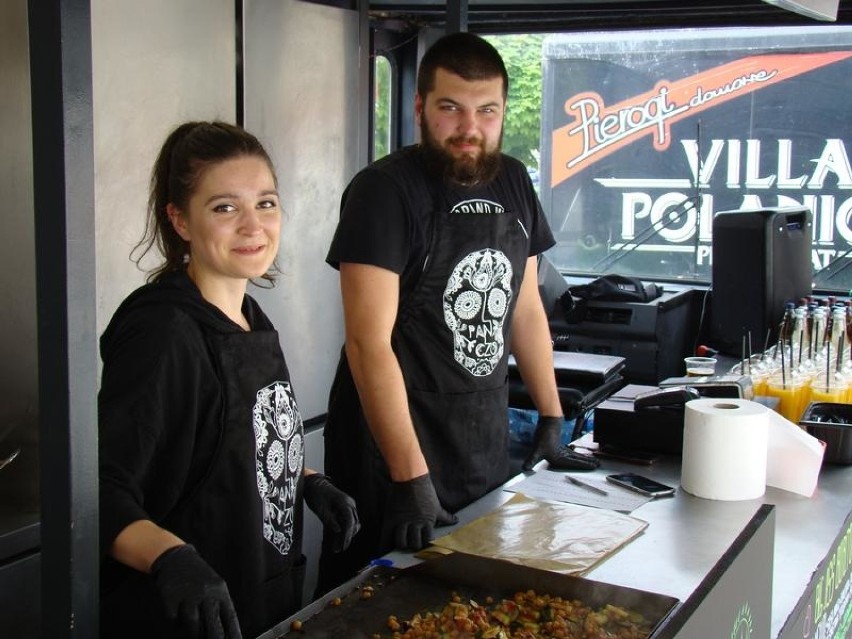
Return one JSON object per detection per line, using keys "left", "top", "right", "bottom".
{"left": 540, "top": 27, "right": 852, "bottom": 283}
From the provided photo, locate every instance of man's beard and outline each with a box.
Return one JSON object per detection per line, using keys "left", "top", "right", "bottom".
{"left": 419, "top": 122, "right": 502, "bottom": 187}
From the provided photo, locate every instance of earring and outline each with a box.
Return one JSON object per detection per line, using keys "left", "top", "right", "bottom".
{"left": 182, "top": 253, "right": 190, "bottom": 265}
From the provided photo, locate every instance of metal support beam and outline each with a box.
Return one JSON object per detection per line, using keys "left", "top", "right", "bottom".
{"left": 235, "top": 0, "right": 245, "bottom": 125}
{"left": 447, "top": 0, "right": 469, "bottom": 33}
{"left": 27, "top": 0, "right": 99, "bottom": 636}
{"left": 358, "top": 0, "right": 372, "bottom": 166}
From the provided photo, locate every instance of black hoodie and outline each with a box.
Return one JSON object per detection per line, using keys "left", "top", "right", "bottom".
{"left": 98, "top": 270, "right": 272, "bottom": 565}
{"left": 99, "top": 270, "right": 309, "bottom": 638}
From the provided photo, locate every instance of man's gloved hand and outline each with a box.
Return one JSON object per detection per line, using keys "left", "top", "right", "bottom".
{"left": 381, "top": 474, "right": 458, "bottom": 551}
{"left": 151, "top": 544, "right": 242, "bottom": 639}
{"left": 522, "top": 416, "right": 600, "bottom": 471}
{"left": 522, "top": 415, "right": 564, "bottom": 470}
{"left": 303, "top": 473, "right": 361, "bottom": 552}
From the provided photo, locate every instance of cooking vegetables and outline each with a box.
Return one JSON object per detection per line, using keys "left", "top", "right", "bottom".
{"left": 376, "top": 589, "right": 651, "bottom": 639}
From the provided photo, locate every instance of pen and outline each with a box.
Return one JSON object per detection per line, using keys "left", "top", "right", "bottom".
{"left": 566, "top": 474, "right": 609, "bottom": 496}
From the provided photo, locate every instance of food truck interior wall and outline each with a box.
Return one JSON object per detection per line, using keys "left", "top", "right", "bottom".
{"left": 1, "top": 0, "right": 849, "bottom": 636}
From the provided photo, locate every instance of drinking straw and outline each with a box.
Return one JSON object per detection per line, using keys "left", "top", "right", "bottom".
{"left": 826, "top": 340, "right": 831, "bottom": 391}
{"left": 747, "top": 331, "right": 753, "bottom": 375}
{"left": 847, "top": 312, "right": 852, "bottom": 366}
{"left": 810, "top": 317, "right": 815, "bottom": 360}
{"left": 763, "top": 328, "right": 772, "bottom": 363}
{"left": 837, "top": 332, "right": 844, "bottom": 374}
{"left": 789, "top": 330, "right": 794, "bottom": 374}
{"left": 780, "top": 335, "right": 787, "bottom": 388}
{"left": 741, "top": 334, "right": 747, "bottom": 375}
{"left": 798, "top": 325, "right": 804, "bottom": 366}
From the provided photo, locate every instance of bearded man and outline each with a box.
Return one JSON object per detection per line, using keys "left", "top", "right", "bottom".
{"left": 317, "top": 32, "right": 569, "bottom": 593}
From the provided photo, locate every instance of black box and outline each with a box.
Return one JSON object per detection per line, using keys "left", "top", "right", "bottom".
{"left": 799, "top": 402, "right": 852, "bottom": 465}
{"left": 549, "top": 289, "right": 696, "bottom": 385}
{"left": 659, "top": 374, "right": 753, "bottom": 399}
{"left": 710, "top": 206, "right": 812, "bottom": 356}
{"left": 507, "top": 351, "right": 626, "bottom": 421}
{"left": 593, "top": 384, "right": 685, "bottom": 455}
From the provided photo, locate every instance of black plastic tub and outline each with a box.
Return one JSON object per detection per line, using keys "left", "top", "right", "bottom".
{"left": 800, "top": 402, "right": 852, "bottom": 465}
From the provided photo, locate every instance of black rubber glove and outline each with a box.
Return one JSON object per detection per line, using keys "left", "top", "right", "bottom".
{"left": 151, "top": 544, "right": 242, "bottom": 639}
{"left": 381, "top": 474, "right": 458, "bottom": 551}
{"left": 303, "top": 473, "right": 361, "bottom": 552}
{"left": 522, "top": 416, "right": 600, "bottom": 471}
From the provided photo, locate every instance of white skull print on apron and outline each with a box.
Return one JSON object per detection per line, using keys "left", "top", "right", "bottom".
{"left": 167, "top": 329, "right": 305, "bottom": 636}
{"left": 394, "top": 194, "right": 530, "bottom": 512}
{"left": 253, "top": 379, "right": 303, "bottom": 554}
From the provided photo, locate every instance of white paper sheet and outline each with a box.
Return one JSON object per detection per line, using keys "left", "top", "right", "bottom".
{"left": 506, "top": 469, "right": 652, "bottom": 512}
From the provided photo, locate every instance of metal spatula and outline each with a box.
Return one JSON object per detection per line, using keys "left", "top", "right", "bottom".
{"left": 0, "top": 448, "right": 20, "bottom": 471}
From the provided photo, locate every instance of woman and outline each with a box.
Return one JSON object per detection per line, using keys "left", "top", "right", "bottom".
{"left": 98, "top": 121, "right": 359, "bottom": 639}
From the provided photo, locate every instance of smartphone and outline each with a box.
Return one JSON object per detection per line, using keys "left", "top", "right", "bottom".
{"left": 606, "top": 473, "right": 676, "bottom": 498}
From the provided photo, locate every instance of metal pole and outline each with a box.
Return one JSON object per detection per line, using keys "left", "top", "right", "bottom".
{"left": 446, "top": 0, "right": 469, "bottom": 33}
{"left": 28, "top": 0, "right": 99, "bottom": 636}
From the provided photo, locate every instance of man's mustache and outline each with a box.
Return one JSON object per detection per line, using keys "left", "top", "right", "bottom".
{"left": 448, "top": 135, "right": 483, "bottom": 147}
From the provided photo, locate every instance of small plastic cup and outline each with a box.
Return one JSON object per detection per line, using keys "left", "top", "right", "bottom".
{"left": 730, "top": 359, "right": 772, "bottom": 396}
{"left": 750, "top": 368, "right": 771, "bottom": 396}
{"left": 684, "top": 356, "right": 717, "bottom": 377}
{"left": 807, "top": 374, "right": 848, "bottom": 406}
{"left": 765, "top": 373, "right": 808, "bottom": 423}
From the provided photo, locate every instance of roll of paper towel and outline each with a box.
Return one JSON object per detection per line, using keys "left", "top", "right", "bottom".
{"left": 681, "top": 399, "right": 769, "bottom": 500}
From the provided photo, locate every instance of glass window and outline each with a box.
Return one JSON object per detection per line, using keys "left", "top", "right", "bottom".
{"left": 483, "top": 35, "right": 545, "bottom": 194}
{"left": 487, "top": 26, "right": 852, "bottom": 293}
{"left": 373, "top": 54, "right": 392, "bottom": 161}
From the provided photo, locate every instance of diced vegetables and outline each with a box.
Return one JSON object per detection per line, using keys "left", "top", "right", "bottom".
{"left": 383, "top": 589, "right": 652, "bottom": 639}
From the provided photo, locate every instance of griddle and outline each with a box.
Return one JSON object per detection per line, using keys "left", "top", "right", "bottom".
{"left": 256, "top": 552, "right": 679, "bottom": 638}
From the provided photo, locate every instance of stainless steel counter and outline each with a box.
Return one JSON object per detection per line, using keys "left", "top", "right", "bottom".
{"left": 384, "top": 453, "right": 852, "bottom": 638}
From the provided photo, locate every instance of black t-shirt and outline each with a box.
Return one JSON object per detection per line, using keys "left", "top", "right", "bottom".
{"left": 326, "top": 145, "right": 555, "bottom": 293}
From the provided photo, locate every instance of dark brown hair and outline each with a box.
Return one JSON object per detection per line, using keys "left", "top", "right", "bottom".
{"left": 416, "top": 32, "right": 509, "bottom": 100}
{"left": 132, "top": 121, "right": 279, "bottom": 284}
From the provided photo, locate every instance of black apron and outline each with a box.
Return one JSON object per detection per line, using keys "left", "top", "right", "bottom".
{"left": 102, "top": 329, "right": 305, "bottom": 639}
{"left": 319, "top": 172, "right": 533, "bottom": 594}
{"left": 393, "top": 189, "right": 530, "bottom": 512}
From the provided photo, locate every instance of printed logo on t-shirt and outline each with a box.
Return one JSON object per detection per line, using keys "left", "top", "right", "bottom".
{"left": 443, "top": 248, "right": 513, "bottom": 377}
{"left": 449, "top": 199, "right": 505, "bottom": 215}
{"left": 253, "top": 381, "right": 303, "bottom": 555}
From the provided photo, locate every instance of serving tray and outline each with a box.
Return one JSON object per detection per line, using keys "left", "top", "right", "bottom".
{"left": 256, "top": 552, "right": 679, "bottom": 638}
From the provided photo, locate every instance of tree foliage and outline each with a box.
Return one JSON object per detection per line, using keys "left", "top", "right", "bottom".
{"left": 373, "top": 55, "right": 392, "bottom": 160}
{"left": 372, "top": 35, "right": 545, "bottom": 169}
{"left": 485, "top": 34, "right": 545, "bottom": 170}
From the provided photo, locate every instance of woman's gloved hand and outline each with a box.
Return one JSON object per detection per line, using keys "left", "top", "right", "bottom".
{"left": 381, "top": 473, "right": 458, "bottom": 551}
{"left": 522, "top": 416, "right": 600, "bottom": 471}
{"left": 150, "top": 544, "right": 242, "bottom": 639}
{"left": 303, "top": 473, "right": 361, "bottom": 552}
